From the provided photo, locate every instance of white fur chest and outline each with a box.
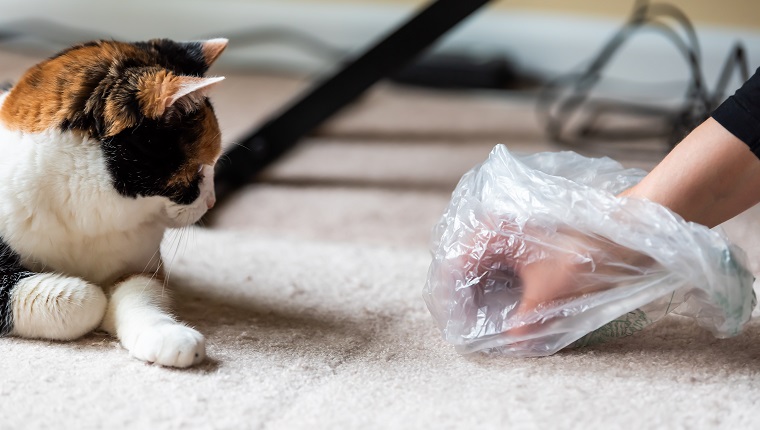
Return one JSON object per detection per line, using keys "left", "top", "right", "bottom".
{"left": 0, "top": 119, "right": 170, "bottom": 285}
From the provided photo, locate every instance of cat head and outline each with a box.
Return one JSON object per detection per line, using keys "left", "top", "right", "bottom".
{"left": 0, "top": 38, "right": 228, "bottom": 226}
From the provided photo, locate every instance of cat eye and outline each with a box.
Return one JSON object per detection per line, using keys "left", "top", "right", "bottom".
{"left": 197, "top": 165, "right": 204, "bottom": 174}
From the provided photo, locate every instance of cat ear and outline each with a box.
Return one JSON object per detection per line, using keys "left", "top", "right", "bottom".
{"left": 200, "top": 38, "right": 228, "bottom": 66}
{"left": 165, "top": 75, "right": 225, "bottom": 109}
{"left": 138, "top": 72, "right": 224, "bottom": 119}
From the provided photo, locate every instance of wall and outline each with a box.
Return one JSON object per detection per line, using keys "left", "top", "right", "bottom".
{"left": 292, "top": 0, "right": 760, "bottom": 31}
{"left": 1, "top": 0, "right": 758, "bottom": 91}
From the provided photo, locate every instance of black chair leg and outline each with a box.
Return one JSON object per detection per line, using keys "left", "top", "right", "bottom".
{"left": 213, "top": 0, "right": 493, "bottom": 201}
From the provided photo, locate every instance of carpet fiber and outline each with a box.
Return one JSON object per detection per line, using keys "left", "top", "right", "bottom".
{"left": 1, "top": 52, "right": 759, "bottom": 429}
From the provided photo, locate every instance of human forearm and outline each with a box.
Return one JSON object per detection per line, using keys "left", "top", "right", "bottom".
{"left": 620, "top": 117, "right": 760, "bottom": 228}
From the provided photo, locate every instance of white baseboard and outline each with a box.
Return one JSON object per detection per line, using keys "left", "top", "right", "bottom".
{"left": 2, "top": 0, "right": 759, "bottom": 96}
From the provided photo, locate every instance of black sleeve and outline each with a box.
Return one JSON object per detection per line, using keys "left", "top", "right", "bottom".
{"left": 712, "top": 67, "right": 760, "bottom": 157}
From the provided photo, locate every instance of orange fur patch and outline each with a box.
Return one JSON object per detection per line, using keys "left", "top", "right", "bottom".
{"left": 0, "top": 42, "right": 144, "bottom": 133}
{"left": 166, "top": 106, "right": 222, "bottom": 188}
{"left": 137, "top": 69, "right": 182, "bottom": 119}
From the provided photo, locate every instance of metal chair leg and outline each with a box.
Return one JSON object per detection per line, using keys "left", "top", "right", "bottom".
{"left": 213, "top": 0, "right": 493, "bottom": 201}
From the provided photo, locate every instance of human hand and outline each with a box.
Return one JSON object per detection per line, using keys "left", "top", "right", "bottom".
{"left": 453, "top": 217, "right": 652, "bottom": 338}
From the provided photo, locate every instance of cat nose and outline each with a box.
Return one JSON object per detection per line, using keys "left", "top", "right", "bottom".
{"left": 206, "top": 195, "right": 216, "bottom": 210}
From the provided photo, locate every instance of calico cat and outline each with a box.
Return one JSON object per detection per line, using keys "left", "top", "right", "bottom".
{"left": 0, "top": 38, "right": 228, "bottom": 368}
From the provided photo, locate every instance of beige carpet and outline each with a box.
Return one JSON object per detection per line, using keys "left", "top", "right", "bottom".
{"left": 2, "top": 51, "right": 760, "bottom": 429}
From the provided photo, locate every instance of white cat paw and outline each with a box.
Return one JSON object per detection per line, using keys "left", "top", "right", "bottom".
{"left": 128, "top": 324, "right": 206, "bottom": 368}
{"left": 11, "top": 274, "right": 107, "bottom": 340}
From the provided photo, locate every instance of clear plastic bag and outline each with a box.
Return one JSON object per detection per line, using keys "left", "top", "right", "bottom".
{"left": 424, "top": 145, "right": 755, "bottom": 357}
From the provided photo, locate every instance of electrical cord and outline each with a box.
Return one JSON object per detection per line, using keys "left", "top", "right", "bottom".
{"left": 537, "top": 0, "right": 750, "bottom": 149}
{"left": 0, "top": 9, "right": 750, "bottom": 151}
{"left": 221, "top": 27, "right": 346, "bottom": 63}
{"left": 0, "top": 17, "right": 527, "bottom": 90}
{"left": 0, "top": 18, "right": 349, "bottom": 62}
{"left": 0, "top": 18, "right": 109, "bottom": 50}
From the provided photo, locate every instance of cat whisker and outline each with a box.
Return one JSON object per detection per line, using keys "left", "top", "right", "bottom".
{"left": 226, "top": 140, "right": 250, "bottom": 151}
{"left": 162, "top": 226, "right": 188, "bottom": 296}
{"left": 141, "top": 243, "right": 163, "bottom": 275}
{"left": 217, "top": 153, "right": 232, "bottom": 166}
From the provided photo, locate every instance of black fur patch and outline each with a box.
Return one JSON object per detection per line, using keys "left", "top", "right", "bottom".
{"left": 101, "top": 110, "right": 206, "bottom": 204}
{"left": 58, "top": 60, "right": 141, "bottom": 137}
{"left": 0, "top": 239, "right": 34, "bottom": 336}
{"left": 137, "top": 39, "right": 209, "bottom": 77}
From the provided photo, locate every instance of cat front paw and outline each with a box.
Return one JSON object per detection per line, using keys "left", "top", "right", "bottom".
{"left": 128, "top": 323, "right": 206, "bottom": 368}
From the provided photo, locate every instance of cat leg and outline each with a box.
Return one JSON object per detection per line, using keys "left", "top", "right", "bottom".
{"left": 5, "top": 273, "right": 107, "bottom": 340}
{"left": 100, "top": 275, "right": 205, "bottom": 368}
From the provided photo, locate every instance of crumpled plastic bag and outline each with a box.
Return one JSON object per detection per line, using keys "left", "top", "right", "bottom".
{"left": 424, "top": 145, "right": 756, "bottom": 357}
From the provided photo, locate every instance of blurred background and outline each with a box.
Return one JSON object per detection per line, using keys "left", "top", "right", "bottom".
{"left": 1, "top": 0, "right": 759, "bottom": 179}
{"left": 2, "top": 0, "right": 757, "bottom": 82}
